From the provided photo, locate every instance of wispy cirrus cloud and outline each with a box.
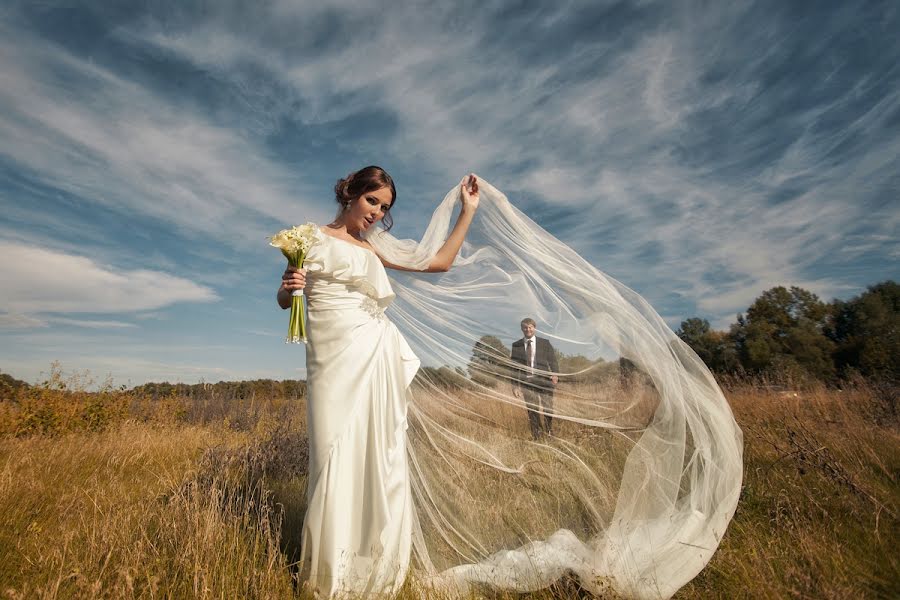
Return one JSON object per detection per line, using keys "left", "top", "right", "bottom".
{"left": 0, "top": 21, "right": 326, "bottom": 249}
{"left": 0, "top": 313, "right": 138, "bottom": 330}
{"left": 118, "top": 1, "right": 898, "bottom": 321}
{"left": 47, "top": 318, "right": 138, "bottom": 329}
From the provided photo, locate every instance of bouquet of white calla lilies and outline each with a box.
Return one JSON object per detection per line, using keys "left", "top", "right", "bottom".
{"left": 270, "top": 222, "right": 320, "bottom": 343}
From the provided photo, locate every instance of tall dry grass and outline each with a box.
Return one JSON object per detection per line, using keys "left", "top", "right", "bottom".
{"left": 0, "top": 423, "right": 305, "bottom": 599}
{"left": 677, "top": 381, "right": 898, "bottom": 599}
{"left": 0, "top": 374, "right": 897, "bottom": 598}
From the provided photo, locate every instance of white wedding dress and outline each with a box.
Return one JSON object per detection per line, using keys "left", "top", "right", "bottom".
{"left": 299, "top": 230, "right": 419, "bottom": 596}
{"left": 297, "top": 178, "right": 743, "bottom": 599}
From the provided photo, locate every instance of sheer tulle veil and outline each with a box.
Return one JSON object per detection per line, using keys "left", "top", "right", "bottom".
{"left": 362, "top": 176, "right": 743, "bottom": 599}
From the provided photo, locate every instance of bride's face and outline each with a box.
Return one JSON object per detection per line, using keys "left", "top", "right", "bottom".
{"left": 348, "top": 186, "right": 393, "bottom": 234}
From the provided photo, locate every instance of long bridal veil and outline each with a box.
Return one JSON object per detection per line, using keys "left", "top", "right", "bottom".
{"left": 364, "top": 177, "right": 743, "bottom": 599}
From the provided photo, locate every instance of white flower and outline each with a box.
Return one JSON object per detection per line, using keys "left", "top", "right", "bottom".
{"left": 269, "top": 222, "right": 320, "bottom": 255}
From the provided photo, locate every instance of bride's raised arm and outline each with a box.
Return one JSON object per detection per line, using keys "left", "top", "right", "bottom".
{"left": 371, "top": 174, "right": 480, "bottom": 273}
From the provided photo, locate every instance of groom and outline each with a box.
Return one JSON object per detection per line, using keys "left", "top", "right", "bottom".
{"left": 510, "top": 318, "right": 559, "bottom": 440}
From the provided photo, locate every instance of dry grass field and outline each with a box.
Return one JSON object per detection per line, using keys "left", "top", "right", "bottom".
{"left": 0, "top": 372, "right": 897, "bottom": 599}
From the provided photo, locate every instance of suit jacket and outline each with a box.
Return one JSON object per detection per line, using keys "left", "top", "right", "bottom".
{"left": 510, "top": 337, "right": 559, "bottom": 389}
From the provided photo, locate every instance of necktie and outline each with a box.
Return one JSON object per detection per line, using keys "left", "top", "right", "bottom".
{"left": 526, "top": 339, "right": 534, "bottom": 375}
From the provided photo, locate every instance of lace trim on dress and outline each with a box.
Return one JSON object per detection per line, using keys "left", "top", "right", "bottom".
{"left": 361, "top": 296, "right": 387, "bottom": 321}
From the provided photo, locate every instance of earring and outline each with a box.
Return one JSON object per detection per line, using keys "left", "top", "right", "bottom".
{"left": 342, "top": 202, "right": 350, "bottom": 211}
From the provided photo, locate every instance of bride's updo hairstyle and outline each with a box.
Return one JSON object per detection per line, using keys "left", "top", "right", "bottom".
{"left": 335, "top": 165, "right": 396, "bottom": 231}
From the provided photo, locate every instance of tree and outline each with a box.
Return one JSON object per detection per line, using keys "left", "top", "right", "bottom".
{"left": 413, "top": 366, "right": 469, "bottom": 391}
{"left": 676, "top": 318, "right": 740, "bottom": 373}
{"left": 556, "top": 353, "right": 608, "bottom": 384}
{"left": 730, "top": 286, "right": 835, "bottom": 380}
{"left": 0, "top": 371, "right": 29, "bottom": 398}
{"left": 468, "top": 335, "right": 510, "bottom": 388}
{"left": 677, "top": 318, "right": 715, "bottom": 365}
{"left": 830, "top": 280, "right": 899, "bottom": 381}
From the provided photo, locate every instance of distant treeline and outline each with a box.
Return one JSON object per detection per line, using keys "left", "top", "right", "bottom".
{"left": 433, "top": 333, "right": 633, "bottom": 391}
{"left": 2, "top": 281, "right": 895, "bottom": 398}
{"left": 0, "top": 373, "right": 307, "bottom": 403}
{"left": 132, "top": 379, "right": 307, "bottom": 402}
{"left": 433, "top": 280, "right": 898, "bottom": 390}
{"left": 676, "top": 280, "right": 898, "bottom": 383}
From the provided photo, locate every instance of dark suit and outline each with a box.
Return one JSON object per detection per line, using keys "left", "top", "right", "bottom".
{"left": 510, "top": 337, "right": 559, "bottom": 439}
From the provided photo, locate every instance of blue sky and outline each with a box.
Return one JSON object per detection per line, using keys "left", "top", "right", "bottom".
{"left": 1, "top": 0, "right": 898, "bottom": 386}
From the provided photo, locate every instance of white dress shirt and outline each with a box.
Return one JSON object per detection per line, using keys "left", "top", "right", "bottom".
{"left": 524, "top": 336, "right": 536, "bottom": 373}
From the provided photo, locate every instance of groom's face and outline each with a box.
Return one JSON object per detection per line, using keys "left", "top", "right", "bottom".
{"left": 520, "top": 322, "right": 535, "bottom": 338}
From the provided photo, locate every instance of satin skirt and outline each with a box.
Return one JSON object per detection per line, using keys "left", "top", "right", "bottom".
{"left": 300, "top": 285, "right": 421, "bottom": 597}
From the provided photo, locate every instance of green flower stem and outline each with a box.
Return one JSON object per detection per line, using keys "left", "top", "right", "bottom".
{"left": 285, "top": 250, "right": 308, "bottom": 344}
{"left": 288, "top": 294, "right": 306, "bottom": 343}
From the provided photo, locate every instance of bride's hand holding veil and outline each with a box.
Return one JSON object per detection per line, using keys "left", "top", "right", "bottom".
{"left": 460, "top": 173, "right": 480, "bottom": 212}
{"left": 369, "top": 173, "right": 480, "bottom": 273}
{"left": 417, "top": 173, "right": 478, "bottom": 272}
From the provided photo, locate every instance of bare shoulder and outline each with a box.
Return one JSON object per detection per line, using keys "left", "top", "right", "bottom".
{"left": 360, "top": 239, "right": 435, "bottom": 272}
{"left": 360, "top": 239, "right": 397, "bottom": 267}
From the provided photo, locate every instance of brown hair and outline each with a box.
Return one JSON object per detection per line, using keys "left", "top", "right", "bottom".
{"left": 334, "top": 165, "right": 396, "bottom": 231}
{"left": 520, "top": 318, "right": 536, "bottom": 327}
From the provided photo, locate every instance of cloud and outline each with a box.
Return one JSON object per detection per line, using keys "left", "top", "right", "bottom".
{"left": 0, "top": 313, "right": 138, "bottom": 330}
{"left": 0, "top": 312, "right": 47, "bottom": 329}
{"left": 0, "top": 240, "right": 218, "bottom": 315}
{"left": 133, "top": 2, "right": 857, "bottom": 327}
{"left": 47, "top": 318, "right": 138, "bottom": 329}
{"left": 0, "top": 22, "right": 324, "bottom": 249}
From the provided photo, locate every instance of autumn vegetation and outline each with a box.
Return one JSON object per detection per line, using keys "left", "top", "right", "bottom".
{"left": 0, "top": 281, "right": 897, "bottom": 598}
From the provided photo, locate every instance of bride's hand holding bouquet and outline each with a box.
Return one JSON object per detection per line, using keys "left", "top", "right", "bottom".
{"left": 271, "top": 223, "right": 319, "bottom": 343}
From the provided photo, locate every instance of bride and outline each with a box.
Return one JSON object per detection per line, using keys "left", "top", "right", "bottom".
{"left": 277, "top": 166, "right": 743, "bottom": 599}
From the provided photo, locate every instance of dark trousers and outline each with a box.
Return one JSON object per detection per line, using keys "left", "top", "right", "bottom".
{"left": 521, "top": 379, "right": 554, "bottom": 439}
